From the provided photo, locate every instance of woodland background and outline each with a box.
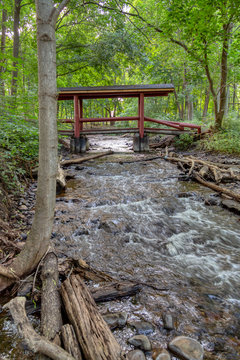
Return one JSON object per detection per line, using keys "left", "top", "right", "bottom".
{"left": 0, "top": 0, "right": 240, "bottom": 194}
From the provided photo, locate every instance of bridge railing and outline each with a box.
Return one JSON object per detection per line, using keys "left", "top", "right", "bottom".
{"left": 58, "top": 116, "right": 201, "bottom": 135}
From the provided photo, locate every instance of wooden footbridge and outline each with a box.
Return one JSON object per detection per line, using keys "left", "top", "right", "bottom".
{"left": 58, "top": 84, "right": 201, "bottom": 152}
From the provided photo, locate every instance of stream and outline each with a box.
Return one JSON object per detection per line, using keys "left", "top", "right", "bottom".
{"left": 1, "top": 136, "right": 240, "bottom": 359}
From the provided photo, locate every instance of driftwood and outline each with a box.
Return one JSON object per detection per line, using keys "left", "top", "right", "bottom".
{"left": 3, "top": 297, "right": 75, "bottom": 360}
{"left": 0, "top": 264, "right": 19, "bottom": 279}
{"left": 149, "top": 135, "right": 175, "bottom": 149}
{"left": 59, "top": 258, "right": 167, "bottom": 293}
{"left": 163, "top": 153, "right": 240, "bottom": 203}
{"left": 58, "top": 138, "right": 70, "bottom": 150}
{"left": 32, "top": 162, "right": 66, "bottom": 194}
{"left": 73, "top": 258, "right": 116, "bottom": 282}
{"left": 192, "top": 171, "right": 240, "bottom": 202}
{"left": 61, "top": 150, "right": 114, "bottom": 166}
{"left": 61, "top": 275, "right": 122, "bottom": 360}
{"left": 40, "top": 252, "right": 62, "bottom": 341}
{"left": 61, "top": 324, "right": 82, "bottom": 360}
{"left": 119, "top": 156, "right": 162, "bottom": 164}
{"left": 56, "top": 163, "right": 66, "bottom": 194}
{"left": 91, "top": 282, "right": 141, "bottom": 303}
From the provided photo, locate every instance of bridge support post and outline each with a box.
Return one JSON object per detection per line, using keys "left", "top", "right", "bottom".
{"left": 71, "top": 96, "right": 88, "bottom": 153}
{"left": 70, "top": 135, "right": 88, "bottom": 153}
{"left": 133, "top": 134, "right": 149, "bottom": 152}
{"left": 134, "top": 93, "right": 149, "bottom": 151}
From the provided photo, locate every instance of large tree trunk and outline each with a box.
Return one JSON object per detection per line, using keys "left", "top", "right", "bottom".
{"left": 11, "top": 0, "right": 22, "bottom": 96}
{"left": 0, "top": 0, "right": 69, "bottom": 292}
{"left": 0, "top": 7, "right": 7, "bottom": 96}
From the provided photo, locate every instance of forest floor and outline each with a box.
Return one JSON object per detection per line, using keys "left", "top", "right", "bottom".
{"left": 1, "top": 133, "right": 240, "bottom": 274}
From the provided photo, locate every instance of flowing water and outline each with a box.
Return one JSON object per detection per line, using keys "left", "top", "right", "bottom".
{"left": 1, "top": 137, "right": 240, "bottom": 359}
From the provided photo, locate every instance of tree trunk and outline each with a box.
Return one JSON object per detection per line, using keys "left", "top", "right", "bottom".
{"left": 0, "top": 0, "right": 70, "bottom": 292}
{"left": 0, "top": 8, "right": 7, "bottom": 96}
{"left": 173, "top": 89, "right": 182, "bottom": 119}
{"left": 214, "top": 23, "right": 232, "bottom": 129}
{"left": 202, "top": 87, "right": 210, "bottom": 118}
{"left": 11, "top": 0, "right": 22, "bottom": 96}
{"left": 224, "top": 85, "right": 230, "bottom": 117}
{"left": 232, "top": 82, "right": 236, "bottom": 111}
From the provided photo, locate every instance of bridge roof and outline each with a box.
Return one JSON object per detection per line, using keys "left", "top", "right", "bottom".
{"left": 58, "top": 84, "right": 174, "bottom": 100}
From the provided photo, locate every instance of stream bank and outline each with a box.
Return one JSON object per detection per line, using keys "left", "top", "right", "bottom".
{"left": 1, "top": 135, "right": 240, "bottom": 359}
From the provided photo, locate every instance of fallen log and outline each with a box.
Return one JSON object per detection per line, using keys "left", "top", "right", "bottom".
{"left": 61, "top": 150, "right": 114, "bottom": 166}
{"left": 3, "top": 297, "right": 75, "bottom": 360}
{"left": 91, "top": 282, "right": 141, "bottom": 303}
{"left": 119, "top": 156, "right": 162, "bottom": 164}
{"left": 32, "top": 163, "right": 66, "bottom": 194}
{"left": 61, "top": 324, "right": 83, "bottom": 360}
{"left": 192, "top": 171, "right": 240, "bottom": 203}
{"left": 74, "top": 258, "right": 115, "bottom": 282}
{"left": 186, "top": 155, "right": 240, "bottom": 170}
{"left": 165, "top": 155, "right": 240, "bottom": 182}
{"left": 40, "top": 252, "right": 62, "bottom": 341}
{"left": 56, "top": 164, "right": 66, "bottom": 194}
{"left": 39, "top": 252, "right": 62, "bottom": 360}
{"left": 61, "top": 275, "right": 122, "bottom": 360}
{"left": 149, "top": 135, "right": 175, "bottom": 149}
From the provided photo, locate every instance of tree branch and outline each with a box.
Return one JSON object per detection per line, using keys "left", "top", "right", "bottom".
{"left": 49, "top": 0, "right": 71, "bottom": 26}
{"left": 3, "top": 297, "right": 76, "bottom": 360}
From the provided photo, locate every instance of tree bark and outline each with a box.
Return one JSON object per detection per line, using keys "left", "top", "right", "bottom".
{"left": 202, "top": 87, "right": 210, "bottom": 118}
{"left": 61, "top": 275, "right": 122, "bottom": 360}
{"left": 0, "top": 8, "right": 7, "bottom": 96}
{"left": 215, "top": 23, "right": 232, "bottom": 129}
{"left": 11, "top": 0, "right": 22, "bottom": 96}
{"left": 39, "top": 252, "right": 62, "bottom": 360}
{"left": 61, "top": 324, "right": 83, "bottom": 360}
{"left": 0, "top": 0, "right": 70, "bottom": 292}
{"left": 40, "top": 252, "right": 62, "bottom": 341}
{"left": 91, "top": 282, "right": 141, "bottom": 303}
{"left": 3, "top": 297, "right": 75, "bottom": 360}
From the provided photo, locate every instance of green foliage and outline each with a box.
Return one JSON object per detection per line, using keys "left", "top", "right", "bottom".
{"left": 174, "top": 133, "right": 195, "bottom": 150}
{"left": 0, "top": 118, "right": 39, "bottom": 193}
{"left": 199, "top": 130, "right": 240, "bottom": 154}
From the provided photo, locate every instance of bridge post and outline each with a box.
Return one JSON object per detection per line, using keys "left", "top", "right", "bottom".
{"left": 134, "top": 93, "right": 149, "bottom": 152}
{"left": 139, "top": 93, "right": 144, "bottom": 139}
{"left": 74, "top": 95, "right": 80, "bottom": 138}
{"left": 72, "top": 96, "right": 87, "bottom": 153}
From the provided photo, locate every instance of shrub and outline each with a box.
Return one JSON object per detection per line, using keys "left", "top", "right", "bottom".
{"left": 174, "top": 133, "right": 195, "bottom": 150}
{"left": 0, "top": 119, "right": 39, "bottom": 193}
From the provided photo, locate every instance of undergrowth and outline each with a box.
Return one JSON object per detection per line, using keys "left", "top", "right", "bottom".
{"left": 199, "top": 130, "right": 240, "bottom": 154}
{"left": 0, "top": 118, "right": 39, "bottom": 194}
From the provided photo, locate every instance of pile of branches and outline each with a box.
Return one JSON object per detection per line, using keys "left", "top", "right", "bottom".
{"left": 162, "top": 150, "right": 240, "bottom": 202}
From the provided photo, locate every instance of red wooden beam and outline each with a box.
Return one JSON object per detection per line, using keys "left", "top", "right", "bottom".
{"left": 144, "top": 117, "right": 184, "bottom": 130}
{"left": 139, "top": 93, "right": 144, "bottom": 138}
{"left": 79, "top": 116, "right": 139, "bottom": 123}
{"left": 79, "top": 98, "right": 83, "bottom": 131}
{"left": 74, "top": 95, "right": 80, "bottom": 138}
